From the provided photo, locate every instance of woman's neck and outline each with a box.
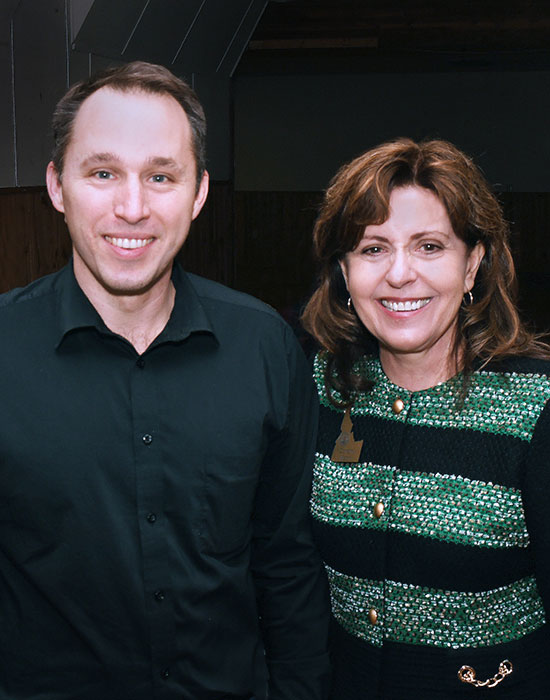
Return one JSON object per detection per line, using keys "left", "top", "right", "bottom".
{"left": 379, "top": 345, "right": 461, "bottom": 391}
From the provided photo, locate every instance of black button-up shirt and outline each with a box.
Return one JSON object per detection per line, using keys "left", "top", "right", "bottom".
{"left": 0, "top": 263, "right": 330, "bottom": 700}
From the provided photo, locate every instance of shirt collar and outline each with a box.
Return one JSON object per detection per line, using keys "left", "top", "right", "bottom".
{"left": 56, "top": 263, "right": 108, "bottom": 347}
{"left": 157, "top": 263, "right": 216, "bottom": 344}
{"left": 56, "top": 261, "right": 216, "bottom": 349}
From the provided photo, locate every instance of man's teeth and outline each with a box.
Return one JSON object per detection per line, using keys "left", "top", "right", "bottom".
{"left": 381, "top": 298, "right": 430, "bottom": 312}
{"left": 106, "top": 236, "right": 153, "bottom": 249}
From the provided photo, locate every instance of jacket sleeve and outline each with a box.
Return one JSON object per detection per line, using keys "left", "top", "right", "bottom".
{"left": 251, "top": 325, "right": 331, "bottom": 700}
{"left": 522, "top": 398, "right": 550, "bottom": 615}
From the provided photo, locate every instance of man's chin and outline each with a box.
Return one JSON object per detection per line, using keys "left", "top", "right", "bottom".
{"left": 72, "top": 256, "right": 173, "bottom": 302}
{"left": 104, "top": 277, "right": 162, "bottom": 297}
{"left": 98, "top": 266, "right": 172, "bottom": 297}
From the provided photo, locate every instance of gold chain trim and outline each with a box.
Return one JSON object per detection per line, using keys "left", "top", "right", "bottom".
{"left": 458, "top": 660, "right": 513, "bottom": 688}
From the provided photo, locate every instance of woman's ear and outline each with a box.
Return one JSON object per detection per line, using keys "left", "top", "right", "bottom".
{"left": 464, "top": 242, "right": 485, "bottom": 291}
{"left": 339, "top": 257, "right": 349, "bottom": 290}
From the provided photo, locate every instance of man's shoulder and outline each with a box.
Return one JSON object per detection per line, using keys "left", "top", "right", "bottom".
{"left": 182, "top": 272, "right": 308, "bottom": 364}
{"left": 0, "top": 269, "right": 68, "bottom": 355}
{"left": 186, "top": 272, "right": 284, "bottom": 326}
{"left": 0, "top": 267, "right": 65, "bottom": 317}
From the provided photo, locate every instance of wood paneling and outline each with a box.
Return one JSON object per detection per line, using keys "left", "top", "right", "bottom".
{"left": 233, "top": 190, "right": 322, "bottom": 313}
{"left": 1, "top": 186, "right": 549, "bottom": 335}
{"left": 178, "top": 181, "right": 235, "bottom": 287}
{"left": 0, "top": 186, "right": 71, "bottom": 293}
{"left": 500, "top": 192, "right": 550, "bottom": 332}
{"left": 0, "top": 183, "right": 236, "bottom": 294}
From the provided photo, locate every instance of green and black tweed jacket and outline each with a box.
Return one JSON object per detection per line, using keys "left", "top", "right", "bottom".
{"left": 311, "top": 353, "right": 550, "bottom": 699}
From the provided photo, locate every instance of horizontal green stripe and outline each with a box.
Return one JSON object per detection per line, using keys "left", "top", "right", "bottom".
{"left": 314, "top": 354, "right": 550, "bottom": 442}
{"left": 311, "top": 455, "right": 529, "bottom": 549}
{"left": 327, "top": 566, "right": 545, "bottom": 649}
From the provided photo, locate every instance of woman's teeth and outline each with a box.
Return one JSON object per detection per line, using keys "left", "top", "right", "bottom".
{"left": 381, "top": 298, "right": 430, "bottom": 312}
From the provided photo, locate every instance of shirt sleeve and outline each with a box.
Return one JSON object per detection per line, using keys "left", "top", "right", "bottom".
{"left": 251, "top": 325, "right": 331, "bottom": 700}
{"left": 522, "top": 399, "right": 550, "bottom": 615}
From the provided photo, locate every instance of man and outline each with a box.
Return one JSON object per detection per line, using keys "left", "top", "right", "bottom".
{"left": 0, "top": 61, "right": 330, "bottom": 700}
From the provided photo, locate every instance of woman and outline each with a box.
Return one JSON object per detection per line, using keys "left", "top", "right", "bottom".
{"left": 302, "top": 138, "right": 550, "bottom": 698}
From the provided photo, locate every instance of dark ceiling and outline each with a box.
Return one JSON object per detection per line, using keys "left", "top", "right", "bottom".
{"left": 239, "top": 0, "right": 550, "bottom": 73}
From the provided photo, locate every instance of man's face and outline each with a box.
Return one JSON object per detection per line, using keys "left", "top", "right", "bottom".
{"left": 47, "top": 87, "right": 208, "bottom": 300}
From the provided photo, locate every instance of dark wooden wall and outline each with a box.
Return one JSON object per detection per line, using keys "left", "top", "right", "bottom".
{"left": 0, "top": 187, "right": 72, "bottom": 292}
{"left": 1, "top": 184, "right": 549, "bottom": 332}
{"left": 0, "top": 183, "right": 322, "bottom": 315}
{"left": 500, "top": 193, "right": 550, "bottom": 333}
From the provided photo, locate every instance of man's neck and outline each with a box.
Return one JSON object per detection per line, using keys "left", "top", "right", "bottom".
{"left": 74, "top": 266, "right": 176, "bottom": 355}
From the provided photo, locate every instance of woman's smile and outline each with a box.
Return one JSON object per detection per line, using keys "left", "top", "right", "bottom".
{"left": 379, "top": 297, "right": 431, "bottom": 312}
{"left": 340, "top": 185, "right": 484, "bottom": 384}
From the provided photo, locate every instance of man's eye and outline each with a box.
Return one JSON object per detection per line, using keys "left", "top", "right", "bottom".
{"left": 95, "top": 170, "right": 112, "bottom": 180}
{"left": 151, "top": 174, "right": 168, "bottom": 183}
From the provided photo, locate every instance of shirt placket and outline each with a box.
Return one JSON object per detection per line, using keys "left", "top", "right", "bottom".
{"left": 131, "top": 351, "right": 177, "bottom": 698}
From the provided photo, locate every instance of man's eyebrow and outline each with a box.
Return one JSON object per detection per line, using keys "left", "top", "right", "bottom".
{"left": 146, "top": 156, "right": 185, "bottom": 174}
{"left": 80, "top": 152, "right": 120, "bottom": 169}
{"left": 79, "top": 153, "right": 187, "bottom": 175}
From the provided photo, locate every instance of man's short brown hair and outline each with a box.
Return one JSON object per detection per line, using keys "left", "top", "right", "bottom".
{"left": 51, "top": 61, "right": 206, "bottom": 190}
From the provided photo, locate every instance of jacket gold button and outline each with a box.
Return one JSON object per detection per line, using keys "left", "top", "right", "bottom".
{"left": 392, "top": 398, "right": 404, "bottom": 414}
{"left": 373, "top": 502, "right": 385, "bottom": 519}
{"left": 368, "top": 608, "right": 378, "bottom": 625}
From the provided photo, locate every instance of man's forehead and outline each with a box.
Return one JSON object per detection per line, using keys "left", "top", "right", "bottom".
{"left": 74, "top": 86, "right": 189, "bottom": 129}
{"left": 68, "top": 86, "right": 192, "bottom": 149}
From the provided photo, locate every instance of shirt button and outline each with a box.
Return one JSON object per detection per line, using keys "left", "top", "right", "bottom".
{"left": 392, "top": 398, "right": 405, "bottom": 414}
{"left": 373, "top": 502, "right": 385, "bottom": 519}
{"left": 146, "top": 512, "right": 157, "bottom": 524}
{"left": 136, "top": 357, "right": 145, "bottom": 368}
{"left": 142, "top": 434, "right": 153, "bottom": 445}
{"left": 368, "top": 608, "right": 378, "bottom": 625}
{"left": 160, "top": 667, "right": 170, "bottom": 679}
{"left": 154, "top": 589, "right": 165, "bottom": 602}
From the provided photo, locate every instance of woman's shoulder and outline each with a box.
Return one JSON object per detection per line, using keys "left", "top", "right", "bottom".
{"left": 313, "top": 350, "right": 379, "bottom": 406}
{"left": 479, "top": 355, "right": 550, "bottom": 379}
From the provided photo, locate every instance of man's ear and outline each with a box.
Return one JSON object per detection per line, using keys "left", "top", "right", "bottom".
{"left": 46, "top": 162, "right": 65, "bottom": 214}
{"left": 192, "top": 170, "right": 209, "bottom": 221}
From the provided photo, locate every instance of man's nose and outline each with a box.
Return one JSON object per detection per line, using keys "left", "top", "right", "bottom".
{"left": 113, "top": 177, "right": 150, "bottom": 223}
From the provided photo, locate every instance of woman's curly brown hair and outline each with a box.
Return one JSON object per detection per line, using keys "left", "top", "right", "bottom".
{"left": 302, "top": 137, "right": 548, "bottom": 406}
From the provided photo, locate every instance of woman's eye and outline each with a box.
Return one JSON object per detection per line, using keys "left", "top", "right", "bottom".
{"left": 362, "top": 246, "right": 383, "bottom": 256}
{"left": 421, "top": 243, "right": 441, "bottom": 253}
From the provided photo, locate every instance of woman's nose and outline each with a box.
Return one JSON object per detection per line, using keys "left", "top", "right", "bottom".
{"left": 385, "top": 250, "right": 417, "bottom": 287}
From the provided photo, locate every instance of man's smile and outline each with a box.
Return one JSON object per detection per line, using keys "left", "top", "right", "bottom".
{"left": 104, "top": 235, "right": 154, "bottom": 250}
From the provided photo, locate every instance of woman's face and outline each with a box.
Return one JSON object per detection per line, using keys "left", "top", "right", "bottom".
{"left": 340, "top": 185, "right": 484, "bottom": 370}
